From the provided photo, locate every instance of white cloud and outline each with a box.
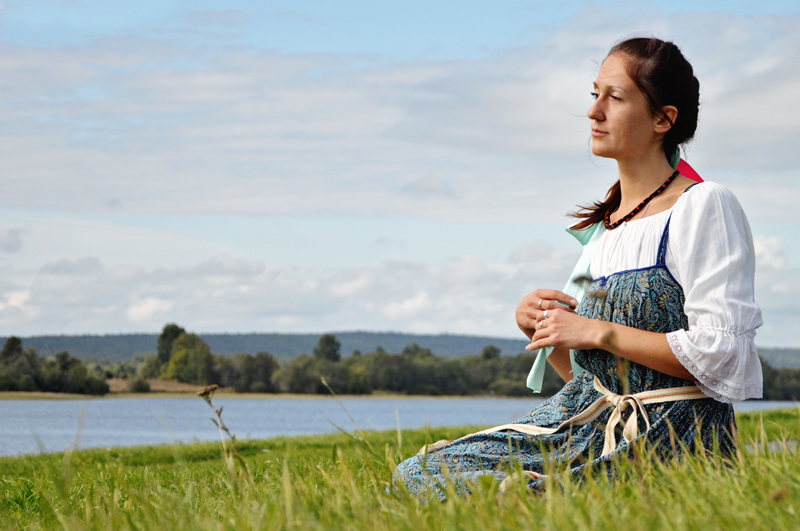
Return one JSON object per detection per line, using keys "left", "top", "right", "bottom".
{"left": 753, "top": 235, "right": 787, "bottom": 271}
{"left": 0, "top": 290, "right": 30, "bottom": 309}
{"left": 0, "top": 240, "right": 577, "bottom": 336}
{"left": 383, "top": 290, "right": 432, "bottom": 319}
{"left": 0, "top": 11, "right": 796, "bottom": 224}
{"left": 328, "top": 272, "right": 374, "bottom": 298}
{"left": 400, "top": 176, "right": 457, "bottom": 199}
{"left": 0, "top": 289, "right": 38, "bottom": 321}
{"left": 0, "top": 228, "right": 23, "bottom": 253}
{"left": 754, "top": 265, "right": 800, "bottom": 347}
{"left": 126, "top": 297, "right": 173, "bottom": 322}
{"left": 0, "top": 233, "right": 795, "bottom": 345}
{"left": 41, "top": 257, "right": 103, "bottom": 275}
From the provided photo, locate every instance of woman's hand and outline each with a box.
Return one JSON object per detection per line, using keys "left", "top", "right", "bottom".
{"left": 525, "top": 308, "right": 606, "bottom": 352}
{"left": 516, "top": 289, "right": 578, "bottom": 340}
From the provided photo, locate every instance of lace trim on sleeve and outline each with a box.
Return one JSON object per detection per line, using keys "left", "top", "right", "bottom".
{"left": 667, "top": 331, "right": 763, "bottom": 404}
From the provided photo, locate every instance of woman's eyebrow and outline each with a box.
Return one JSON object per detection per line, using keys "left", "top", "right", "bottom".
{"left": 592, "top": 81, "right": 630, "bottom": 94}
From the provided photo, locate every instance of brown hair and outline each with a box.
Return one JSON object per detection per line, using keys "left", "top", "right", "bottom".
{"left": 570, "top": 37, "right": 700, "bottom": 230}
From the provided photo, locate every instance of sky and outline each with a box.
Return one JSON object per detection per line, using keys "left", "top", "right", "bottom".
{"left": 0, "top": 0, "right": 798, "bottom": 346}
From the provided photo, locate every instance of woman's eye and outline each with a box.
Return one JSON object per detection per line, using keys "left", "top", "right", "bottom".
{"left": 611, "top": 95, "right": 621, "bottom": 101}
{"left": 590, "top": 92, "right": 599, "bottom": 99}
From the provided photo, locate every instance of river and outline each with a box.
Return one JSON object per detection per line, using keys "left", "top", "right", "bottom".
{"left": 0, "top": 396, "right": 795, "bottom": 457}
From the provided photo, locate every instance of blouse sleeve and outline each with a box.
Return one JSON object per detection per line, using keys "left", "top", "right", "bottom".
{"left": 665, "top": 181, "right": 763, "bottom": 403}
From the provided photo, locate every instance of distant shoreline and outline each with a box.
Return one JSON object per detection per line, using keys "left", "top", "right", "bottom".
{"left": 0, "top": 389, "right": 545, "bottom": 401}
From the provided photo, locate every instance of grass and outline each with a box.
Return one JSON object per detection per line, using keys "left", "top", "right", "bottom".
{"left": 1, "top": 409, "right": 799, "bottom": 530}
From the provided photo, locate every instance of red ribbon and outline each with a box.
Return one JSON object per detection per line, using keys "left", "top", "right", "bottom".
{"left": 677, "top": 159, "right": 703, "bottom": 182}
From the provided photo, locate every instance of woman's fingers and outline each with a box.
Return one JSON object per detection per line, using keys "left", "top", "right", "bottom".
{"left": 518, "top": 289, "right": 579, "bottom": 340}
{"left": 532, "top": 307, "right": 572, "bottom": 329}
{"left": 539, "top": 300, "right": 577, "bottom": 313}
{"left": 531, "top": 289, "right": 578, "bottom": 311}
{"left": 526, "top": 326, "right": 553, "bottom": 350}
{"left": 527, "top": 313, "right": 566, "bottom": 351}
{"left": 518, "top": 305, "right": 575, "bottom": 339}
{"left": 526, "top": 310, "right": 600, "bottom": 352}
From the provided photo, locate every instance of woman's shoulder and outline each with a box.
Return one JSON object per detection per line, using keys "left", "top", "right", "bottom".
{"left": 681, "top": 180, "right": 740, "bottom": 203}
{"left": 675, "top": 180, "right": 747, "bottom": 219}
{"left": 671, "top": 180, "right": 753, "bottom": 245}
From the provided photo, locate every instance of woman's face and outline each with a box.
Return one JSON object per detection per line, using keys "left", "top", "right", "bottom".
{"left": 587, "top": 53, "right": 660, "bottom": 161}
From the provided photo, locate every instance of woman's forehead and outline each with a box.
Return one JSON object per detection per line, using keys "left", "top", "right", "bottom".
{"left": 594, "top": 54, "right": 636, "bottom": 91}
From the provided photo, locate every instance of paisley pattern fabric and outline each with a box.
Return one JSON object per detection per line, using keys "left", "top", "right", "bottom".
{"left": 391, "top": 217, "right": 737, "bottom": 498}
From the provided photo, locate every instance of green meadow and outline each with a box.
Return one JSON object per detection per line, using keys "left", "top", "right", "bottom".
{"left": 1, "top": 408, "right": 799, "bottom": 530}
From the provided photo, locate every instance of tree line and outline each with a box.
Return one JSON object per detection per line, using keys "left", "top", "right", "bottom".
{"left": 123, "top": 324, "right": 562, "bottom": 396}
{"left": 0, "top": 337, "right": 109, "bottom": 395}
{"left": 130, "top": 324, "right": 800, "bottom": 400}
{"left": 5, "top": 323, "right": 800, "bottom": 400}
{"left": 1, "top": 332, "right": 534, "bottom": 363}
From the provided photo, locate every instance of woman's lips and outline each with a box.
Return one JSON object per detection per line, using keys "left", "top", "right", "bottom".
{"left": 591, "top": 129, "right": 608, "bottom": 137}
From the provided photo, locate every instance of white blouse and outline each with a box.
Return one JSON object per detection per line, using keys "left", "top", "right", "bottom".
{"left": 590, "top": 181, "right": 763, "bottom": 403}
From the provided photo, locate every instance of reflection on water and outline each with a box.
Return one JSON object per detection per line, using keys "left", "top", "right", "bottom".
{"left": 0, "top": 396, "right": 795, "bottom": 457}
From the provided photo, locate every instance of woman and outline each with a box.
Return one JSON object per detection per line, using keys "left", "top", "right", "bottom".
{"left": 391, "top": 37, "right": 763, "bottom": 497}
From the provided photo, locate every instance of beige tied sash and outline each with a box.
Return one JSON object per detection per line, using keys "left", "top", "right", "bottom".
{"left": 419, "top": 376, "right": 708, "bottom": 459}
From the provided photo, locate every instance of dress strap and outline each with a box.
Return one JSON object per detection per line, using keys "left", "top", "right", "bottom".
{"left": 655, "top": 182, "right": 700, "bottom": 265}
{"left": 683, "top": 182, "right": 701, "bottom": 194}
{"left": 657, "top": 214, "right": 672, "bottom": 265}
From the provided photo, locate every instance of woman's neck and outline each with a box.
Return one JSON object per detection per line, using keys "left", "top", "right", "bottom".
{"left": 616, "top": 150, "right": 676, "bottom": 210}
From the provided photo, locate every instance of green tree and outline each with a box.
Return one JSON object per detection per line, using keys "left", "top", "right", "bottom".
{"left": 234, "top": 352, "right": 279, "bottom": 393}
{"left": 128, "top": 377, "right": 151, "bottom": 393}
{"left": 163, "top": 333, "right": 214, "bottom": 384}
{"left": 157, "top": 323, "right": 186, "bottom": 365}
{"left": 139, "top": 356, "right": 164, "bottom": 379}
{"left": 402, "top": 343, "right": 433, "bottom": 358}
{"left": 276, "top": 355, "right": 319, "bottom": 394}
{"left": 481, "top": 345, "right": 501, "bottom": 360}
{"left": 56, "top": 351, "right": 80, "bottom": 372}
{"left": 0, "top": 340, "right": 107, "bottom": 395}
{"left": 214, "top": 355, "right": 239, "bottom": 387}
{"left": 313, "top": 334, "right": 341, "bottom": 362}
{"left": 360, "top": 348, "right": 416, "bottom": 393}
{"left": 344, "top": 365, "right": 371, "bottom": 394}
{"left": 39, "top": 351, "right": 108, "bottom": 395}
{"left": 1, "top": 336, "right": 23, "bottom": 368}
{"left": 0, "top": 346, "right": 40, "bottom": 392}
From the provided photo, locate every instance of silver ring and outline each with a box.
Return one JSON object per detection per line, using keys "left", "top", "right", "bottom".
{"left": 538, "top": 299, "right": 544, "bottom": 310}
{"left": 543, "top": 310, "right": 549, "bottom": 319}
{"left": 539, "top": 320, "right": 546, "bottom": 329}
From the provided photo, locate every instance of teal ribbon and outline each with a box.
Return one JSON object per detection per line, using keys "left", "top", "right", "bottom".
{"left": 668, "top": 148, "right": 681, "bottom": 170}
{"left": 525, "top": 154, "right": 682, "bottom": 393}
{"left": 525, "top": 222, "right": 605, "bottom": 392}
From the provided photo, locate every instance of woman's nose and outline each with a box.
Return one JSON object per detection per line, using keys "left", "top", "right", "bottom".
{"left": 587, "top": 99, "right": 604, "bottom": 121}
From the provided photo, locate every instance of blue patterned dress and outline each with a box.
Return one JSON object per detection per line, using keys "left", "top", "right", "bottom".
{"left": 392, "top": 215, "right": 737, "bottom": 498}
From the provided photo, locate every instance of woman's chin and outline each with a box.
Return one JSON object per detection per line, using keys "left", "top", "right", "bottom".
{"left": 590, "top": 145, "right": 615, "bottom": 159}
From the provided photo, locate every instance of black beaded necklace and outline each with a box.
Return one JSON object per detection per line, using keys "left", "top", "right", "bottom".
{"left": 604, "top": 169, "right": 680, "bottom": 230}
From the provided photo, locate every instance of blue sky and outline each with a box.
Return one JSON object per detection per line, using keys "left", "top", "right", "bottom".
{"left": 0, "top": 0, "right": 798, "bottom": 345}
{"left": 3, "top": 1, "right": 798, "bottom": 56}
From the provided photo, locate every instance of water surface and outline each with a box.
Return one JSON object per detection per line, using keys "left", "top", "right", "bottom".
{"left": 0, "top": 396, "right": 794, "bottom": 457}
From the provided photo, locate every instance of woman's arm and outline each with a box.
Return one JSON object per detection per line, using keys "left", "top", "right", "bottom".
{"left": 525, "top": 312, "right": 693, "bottom": 380}
{"left": 662, "top": 183, "right": 763, "bottom": 401}
{"left": 546, "top": 347, "right": 574, "bottom": 382}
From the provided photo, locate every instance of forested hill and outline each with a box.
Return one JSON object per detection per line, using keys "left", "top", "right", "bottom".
{"left": 3, "top": 332, "right": 798, "bottom": 368}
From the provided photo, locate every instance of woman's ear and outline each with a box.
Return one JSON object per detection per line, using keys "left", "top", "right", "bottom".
{"left": 654, "top": 105, "right": 678, "bottom": 133}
